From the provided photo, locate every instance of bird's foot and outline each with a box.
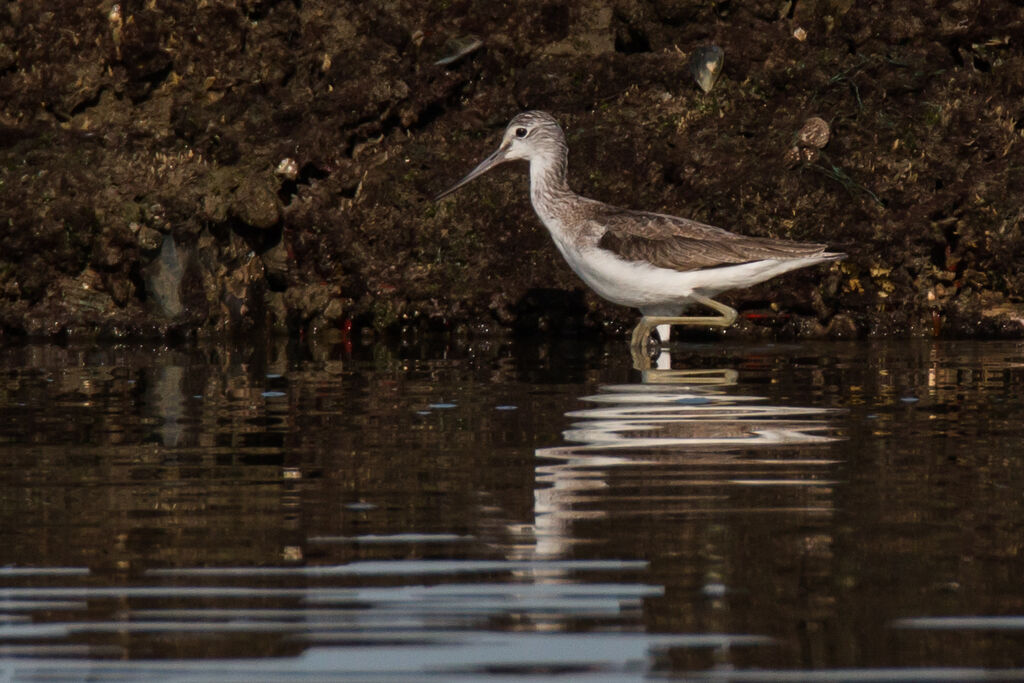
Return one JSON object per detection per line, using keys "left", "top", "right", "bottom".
{"left": 629, "top": 297, "right": 739, "bottom": 368}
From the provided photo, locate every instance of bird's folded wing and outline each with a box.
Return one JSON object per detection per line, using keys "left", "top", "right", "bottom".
{"left": 593, "top": 209, "right": 828, "bottom": 273}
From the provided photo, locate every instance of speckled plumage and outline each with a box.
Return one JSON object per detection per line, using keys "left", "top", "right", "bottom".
{"left": 436, "top": 111, "right": 845, "bottom": 352}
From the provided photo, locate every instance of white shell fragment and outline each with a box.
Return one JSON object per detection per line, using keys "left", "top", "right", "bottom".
{"left": 690, "top": 45, "right": 724, "bottom": 93}
{"left": 434, "top": 35, "right": 484, "bottom": 66}
{"left": 275, "top": 158, "right": 299, "bottom": 180}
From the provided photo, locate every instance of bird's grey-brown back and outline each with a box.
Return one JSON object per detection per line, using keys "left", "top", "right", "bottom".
{"left": 591, "top": 207, "right": 843, "bottom": 272}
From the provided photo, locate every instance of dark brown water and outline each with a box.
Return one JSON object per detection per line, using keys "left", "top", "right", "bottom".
{"left": 1, "top": 339, "right": 1024, "bottom": 680}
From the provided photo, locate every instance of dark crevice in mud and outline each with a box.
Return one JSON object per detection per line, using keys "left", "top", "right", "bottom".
{"left": 278, "top": 163, "right": 331, "bottom": 204}
{"left": 215, "top": 219, "right": 283, "bottom": 257}
{"left": 278, "top": 63, "right": 297, "bottom": 89}
{"left": 128, "top": 262, "right": 150, "bottom": 306}
{"left": 415, "top": 102, "right": 448, "bottom": 132}
{"left": 126, "top": 61, "right": 174, "bottom": 104}
{"left": 930, "top": 242, "right": 949, "bottom": 272}
{"left": 208, "top": 135, "right": 242, "bottom": 166}
{"left": 68, "top": 88, "right": 107, "bottom": 118}
{"left": 0, "top": 125, "right": 31, "bottom": 148}
{"left": 614, "top": 24, "right": 651, "bottom": 55}
{"left": 947, "top": 43, "right": 965, "bottom": 69}
{"left": 244, "top": 4, "right": 271, "bottom": 22}
{"left": 944, "top": 39, "right": 997, "bottom": 73}
{"left": 266, "top": 273, "right": 289, "bottom": 294}
{"left": 42, "top": 103, "right": 73, "bottom": 124}
{"left": 928, "top": 216, "right": 960, "bottom": 273}
{"left": 337, "top": 181, "right": 358, "bottom": 200}
{"left": 943, "top": 222, "right": 960, "bottom": 253}
{"left": 971, "top": 55, "right": 992, "bottom": 73}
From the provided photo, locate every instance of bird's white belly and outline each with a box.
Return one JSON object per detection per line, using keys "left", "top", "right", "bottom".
{"left": 557, "top": 245, "right": 694, "bottom": 307}
{"left": 553, "top": 242, "right": 826, "bottom": 314}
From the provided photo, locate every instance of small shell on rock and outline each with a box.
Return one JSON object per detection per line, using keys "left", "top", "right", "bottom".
{"left": 793, "top": 27, "right": 807, "bottom": 41}
{"left": 434, "top": 35, "right": 483, "bottom": 66}
{"left": 690, "top": 45, "right": 724, "bottom": 93}
{"left": 797, "top": 117, "right": 831, "bottom": 149}
{"left": 275, "top": 158, "right": 299, "bottom": 180}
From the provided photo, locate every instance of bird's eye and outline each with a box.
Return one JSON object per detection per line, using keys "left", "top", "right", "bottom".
{"left": 515, "top": 127, "right": 528, "bottom": 138}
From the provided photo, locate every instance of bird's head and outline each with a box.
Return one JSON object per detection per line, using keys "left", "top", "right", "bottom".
{"left": 435, "top": 111, "right": 566, "bottom": 200}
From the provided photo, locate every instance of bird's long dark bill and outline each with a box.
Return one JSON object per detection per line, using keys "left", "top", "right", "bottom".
{"left": 434, "top": 145, "right": 509, "bottom": 201}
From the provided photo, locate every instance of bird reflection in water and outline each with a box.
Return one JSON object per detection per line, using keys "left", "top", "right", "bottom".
{"left": 524, "top": 357, "right": 843, "bottom": 561}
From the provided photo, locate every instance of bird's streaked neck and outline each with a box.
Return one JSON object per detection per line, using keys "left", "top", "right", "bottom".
{"left": 528, "top": 147, "right": 573, "bottom": 209}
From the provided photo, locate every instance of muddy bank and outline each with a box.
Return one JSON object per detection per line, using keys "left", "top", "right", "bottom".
{"left": 1, "top": 1, "right": 1022, "bottom": 342}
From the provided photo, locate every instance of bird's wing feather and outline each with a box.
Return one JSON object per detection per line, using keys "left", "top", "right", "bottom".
{"left": 593, "top": 208, "right": 829, "bottom": 272}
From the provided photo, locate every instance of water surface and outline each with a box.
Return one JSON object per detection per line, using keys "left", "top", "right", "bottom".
{"left": 1, "top": 339, "right": 1023, "bottom": 680}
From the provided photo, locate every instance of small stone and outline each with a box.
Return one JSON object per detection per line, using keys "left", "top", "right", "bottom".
{"left": 690, "top": 45, "right": 724, "bottom": 93}
{"left": 231, "top": 176, "right": 281, "bottom": 230}
{"left": 94, "top": 239, "right": 124, "bottom": 268}
{"left": 323, "top": 297, "right": 346, "bottom": 323}
{"left": 106, "top": 274, "right": 134, "bottom": 306}
{"left": 202, "top": 194, "right": 229, "bottom": 223}
{"left": 266, "top": 291, "right": 288, "bottom": 333}
{"left": 134, "top": 224, "right": 163, "bottom": 252}
{"left": 56, "top": 276, "right": 116, "bottom": 317}
{"left": 261, "top": 240, "right": 290, "bottom": 282}
{"left": 793, "top": 27, "right": 807, "bottom": 41}
{"left": 825, "top": 313, "right": 858, "bottom": 338}
{"left": 798, "top": 117, "right": 831, "bottom": 149}
{"left": 275, "top": 158, "right": 299, "bottom": 180}
{"left": 284, "top": 283, "right": 333, "bottom": 319}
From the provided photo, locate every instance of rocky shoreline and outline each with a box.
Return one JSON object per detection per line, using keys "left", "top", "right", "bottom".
{"left": 2, "top": 1, "right": 1022, "bottom": 342}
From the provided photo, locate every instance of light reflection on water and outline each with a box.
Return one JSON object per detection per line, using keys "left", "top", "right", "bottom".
{"left": 1, "top": 340, "right": 1024, "bottom": 679}
{"left": 528, "top": 364, "right": 842, "bottom": 569}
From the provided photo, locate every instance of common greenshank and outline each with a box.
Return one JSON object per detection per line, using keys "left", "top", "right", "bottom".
{"left": 436, "top": 111, "right": 845, "bottom": 354}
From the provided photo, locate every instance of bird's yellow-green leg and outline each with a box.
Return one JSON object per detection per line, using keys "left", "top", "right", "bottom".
{"left": 629, "top": 294, "right": 739, "bottom": 353}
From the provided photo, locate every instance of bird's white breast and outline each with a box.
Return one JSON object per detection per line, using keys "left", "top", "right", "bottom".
{"left": 538, "top": 212, "right": 696, "bottom": 309}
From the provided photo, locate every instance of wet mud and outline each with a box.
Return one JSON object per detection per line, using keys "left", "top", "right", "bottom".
{"left": 1, "top": 1, "right": 1022, "bottom": 341}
